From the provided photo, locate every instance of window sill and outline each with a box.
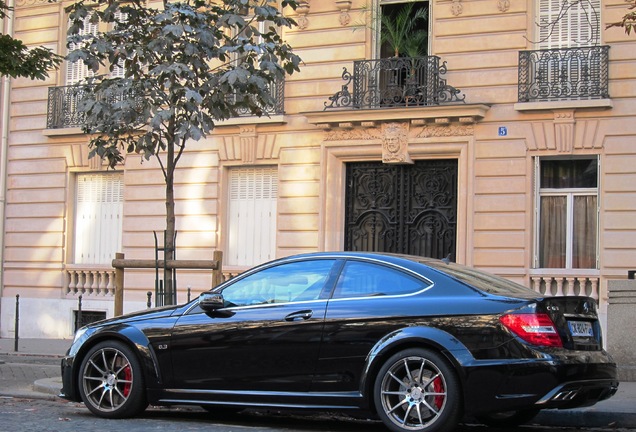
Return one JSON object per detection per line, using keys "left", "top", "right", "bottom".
{"left": 514, "top": 99, "right": 612, "bottom": 112}
{"left": 42, "top": 127, "right": 85, "bottom": 137}
{"left": 214, "top": 114, "right": 286, "bottom": 127}
{"left": 530, "top": 268, "right": 600, "bottom": 277}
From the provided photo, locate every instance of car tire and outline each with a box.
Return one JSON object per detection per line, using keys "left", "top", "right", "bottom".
{"left": 78, "top": 340, "right": 148, "bottom": 418}
{"left": 475, "top": 409, "right": 540, "bottom": 427}
{"left": 374, "top": 348, "right": 461, "bottom": 432}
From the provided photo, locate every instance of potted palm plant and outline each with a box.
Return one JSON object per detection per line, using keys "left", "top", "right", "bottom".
{"left": 378, "top": 2, "right": 429, "bottom": 105}
{"left": 380, "top": 2, "right": 428, "bottom": 58}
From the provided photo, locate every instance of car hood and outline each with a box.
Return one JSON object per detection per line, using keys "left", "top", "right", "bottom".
{"left": 84, "top": 304, "right": 181, "bottom": 329}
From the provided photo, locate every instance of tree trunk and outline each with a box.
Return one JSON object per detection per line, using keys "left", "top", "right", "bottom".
{"left": 164, "top": 138, "right": 176, "bottom": 305}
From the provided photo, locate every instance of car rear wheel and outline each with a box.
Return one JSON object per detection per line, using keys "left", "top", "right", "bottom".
{"left": 78, "top": 340, "right": 148, "bottom": 418}
{"left": 374, "top": 348, "right": 461, "bottom": 432}
{"left": 475, "top": 409, "right": 540, "bottom": 427}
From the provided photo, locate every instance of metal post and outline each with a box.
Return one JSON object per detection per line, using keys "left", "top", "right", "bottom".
{"left": 154, "top": 231, "right": 160, "bottom": 306}
{"left": 147, "top": 291, "right": 153, "bottom": 308}
{"left": 187, "top": 285, "right": 191, "bottom": 302}
{"left": 14, "top": 294, "right": 19, "bottom": 352}
{"left": 76, "top": 295, "right": 83, "bottom": 331}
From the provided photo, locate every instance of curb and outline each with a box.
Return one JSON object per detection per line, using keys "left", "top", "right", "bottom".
{"left": 33, "top": 377, "right": 62, "bottom": 396}
{"left": 534, "top": 409, "right": 636, "bottom": 429}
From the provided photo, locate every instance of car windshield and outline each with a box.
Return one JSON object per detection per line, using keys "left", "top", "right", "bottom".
{"left": 422, "top": 260, "right": 537, "bottom": 297}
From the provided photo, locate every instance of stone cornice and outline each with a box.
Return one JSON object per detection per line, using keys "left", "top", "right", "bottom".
{"left": 303, "top": 104, "right": 490, "bottom": 130}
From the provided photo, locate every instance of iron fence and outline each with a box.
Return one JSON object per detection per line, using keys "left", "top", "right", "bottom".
{"left": 518, "top": 45, "right": 610, "bottom": 102}
{"left": 324, "top": 56, "right": 465, "bottom": 110}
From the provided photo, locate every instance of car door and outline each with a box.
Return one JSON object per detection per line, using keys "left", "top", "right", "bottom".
{"left": 313, "top": 259, "right": 432, "bottom": 392}
{"left": 168, "top": 258, "right": 339, "bottom": 397}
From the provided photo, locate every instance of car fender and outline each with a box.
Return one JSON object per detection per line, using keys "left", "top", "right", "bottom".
{"left": 73, "top": 324, "right": 162, "bottom": 393}
{"left": 359, "top": 325, "right": 476, "bottom": 402}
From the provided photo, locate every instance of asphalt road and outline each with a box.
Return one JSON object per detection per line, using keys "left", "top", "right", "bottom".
{"left": 1, "top": 354, "right": 633, "bottom": 432}
{"left": 0, "top": 397, "right": 634, "bottom": 432}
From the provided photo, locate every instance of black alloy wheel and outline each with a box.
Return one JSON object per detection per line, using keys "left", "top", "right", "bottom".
{"left": 374, "top": 348, "right": 461, "bottom": 432}
{"left": 78, "top": 340, "right": 148, "bottom": 418}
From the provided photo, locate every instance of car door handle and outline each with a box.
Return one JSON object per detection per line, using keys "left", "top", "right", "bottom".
{"left": 285, "top": 310, "right": 313, "bottom": 321}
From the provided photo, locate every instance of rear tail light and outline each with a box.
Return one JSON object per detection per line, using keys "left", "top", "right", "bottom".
{"left": 500, "top": 313, "right": 563, "bottom": 347}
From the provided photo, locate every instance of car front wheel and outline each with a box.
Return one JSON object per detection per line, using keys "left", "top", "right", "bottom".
{"left": 78, "top": 340, "right": 148, "bottom": 418}
{"left": 374, "top": 348, "right": 461, "bottom": 432}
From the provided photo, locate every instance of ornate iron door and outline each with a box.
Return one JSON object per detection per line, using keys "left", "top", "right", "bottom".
{"left": 345, "top": 160, "right": 457, "bottom": 260}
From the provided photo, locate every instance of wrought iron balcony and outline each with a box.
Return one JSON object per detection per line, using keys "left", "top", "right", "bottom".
{"left": 227, "top": 77, "right": 285, "bottom": 116}
{"left": 47, "top": 85, "right": 89, "bottom": 129}
{"left": 518, "top": 45, "right": 609, "bottom": 103}
{"left": 324, "top": 56, "right": 465, "bottom": 110}
{"left": 46, "top": 78, "right": 285, "bottom": 129}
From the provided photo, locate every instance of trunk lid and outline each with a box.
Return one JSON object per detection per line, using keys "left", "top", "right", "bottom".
{"left": 536, "top": 296, "right": 602, "bottom": 350}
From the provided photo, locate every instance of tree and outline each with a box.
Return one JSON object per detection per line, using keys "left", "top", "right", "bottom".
{"left": 0, "top": 0, "right": 62, "bottom": 79}
{"left": 66, "top": 0, "right": 301, "bottom": 304}
{"left": 607, "top": 0, "right": 636, "bottom": 35}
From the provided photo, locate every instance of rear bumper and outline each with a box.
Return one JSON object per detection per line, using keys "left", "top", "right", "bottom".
{"left": 463, "top": 351, "right": 618, "bottom": 415}
{"left": 537, "top": 379, "right": 619, "bottom": 409}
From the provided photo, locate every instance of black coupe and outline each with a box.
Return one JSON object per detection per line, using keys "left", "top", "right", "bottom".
{"left": 60, "top": 252, "right": 618, "bottom": 432}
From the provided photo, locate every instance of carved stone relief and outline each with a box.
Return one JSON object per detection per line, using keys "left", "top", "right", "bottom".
{"left": 497, "top": 0, "right": 510, "bottom": 12}
{"left": 324, "top": 119, "right": 474, "bottom": 163}
{"left": 451, "top": 0, "right": 463, "bottom": 16}
{"left": 382, "top": 122, "right": 412, "bottom": 164}
{"left": 296, "top": 1, "right": 310, "bottom": 30}
{"left": 335, "top": 0, "right": 352, "bottom": 26}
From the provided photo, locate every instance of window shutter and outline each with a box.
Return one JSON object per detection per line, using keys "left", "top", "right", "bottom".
{"left": 537, "top": 0, "right": 600, "bottom": 49}
{"left": 110, "top": 11, "right": 127, "bottom": 78}
{"left": 75, "top": 173, "right": 124, "bottom": 265}
{"left": 227, "top": 167, "right": 278, "bottom": 266}
{"left": 66, "top": 16, "right": 98, "bottom": 85}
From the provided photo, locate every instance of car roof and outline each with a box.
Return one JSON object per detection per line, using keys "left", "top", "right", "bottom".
{"left": 273, "top": 252, "right": 537, "bottom": 298}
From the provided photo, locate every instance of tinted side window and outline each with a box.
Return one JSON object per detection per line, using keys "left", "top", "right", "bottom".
{"left": 221, "top": 259, "right": 337, "bottom": 307}
{"left": 332, "top": 261, "right": 425, "bottom": 299}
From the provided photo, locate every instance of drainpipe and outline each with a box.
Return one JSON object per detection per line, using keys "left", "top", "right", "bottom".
{"left": 0, "top": 0, "right": 15, "bottom": 330}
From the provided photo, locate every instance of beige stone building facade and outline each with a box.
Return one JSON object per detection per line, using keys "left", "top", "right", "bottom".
{"left": 0, "top": 0, "right": 635, "bottom": 339}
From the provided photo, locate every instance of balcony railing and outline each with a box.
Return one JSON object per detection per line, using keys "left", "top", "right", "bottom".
{"left": 227, "top": 77, "right": 285, "bottom": 116}
{"left": 47, "top": 78, "right": 285, "bottom": 129}
{"left": 518, "top": 45, "right": 609, "bottom": 103}
{"left": 47, "top": 85, "right": 90, "bottom": 129}
{"left": 324, "top": 56, "right": 465, "bottom": 110}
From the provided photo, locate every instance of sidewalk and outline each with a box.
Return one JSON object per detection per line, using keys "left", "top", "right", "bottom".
{"left": 1, "top": 338, "right": 635, "bottom": 428}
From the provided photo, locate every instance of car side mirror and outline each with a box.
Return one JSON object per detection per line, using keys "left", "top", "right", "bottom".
{"left": 199, "top": 292, "right": 224, "bottom": 311}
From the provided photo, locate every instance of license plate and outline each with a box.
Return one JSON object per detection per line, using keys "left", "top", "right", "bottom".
{"left": 568, "top": 321, "right": 594, "bottom": 337}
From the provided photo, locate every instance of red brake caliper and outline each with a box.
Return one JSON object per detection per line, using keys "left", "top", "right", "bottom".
{"left": 432, "top": 376, "right": 444, "bottom": 409}
{"left": 122, "top": 365, "right": 132, "bottom": 397}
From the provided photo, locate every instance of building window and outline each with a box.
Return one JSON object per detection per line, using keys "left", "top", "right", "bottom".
{"left": 227, "top": 166, "right": 277, "bottom": 266}
{"left": 535, "top": 158, "right": 598, "bottom": 269}
{"left": 66, "top": 11, "right": 128, "bottom": 85}
{"left": 378, "top": 0, "right": 430, "bottom": 58}
{"left": 74, "top": 173, "right": 124, "bottom": 265}
{"left": 536, "top": 0, "right": 600, "bottom": 49}
{"left": 66, "top": 15, "right": 98, "bottom": 86}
